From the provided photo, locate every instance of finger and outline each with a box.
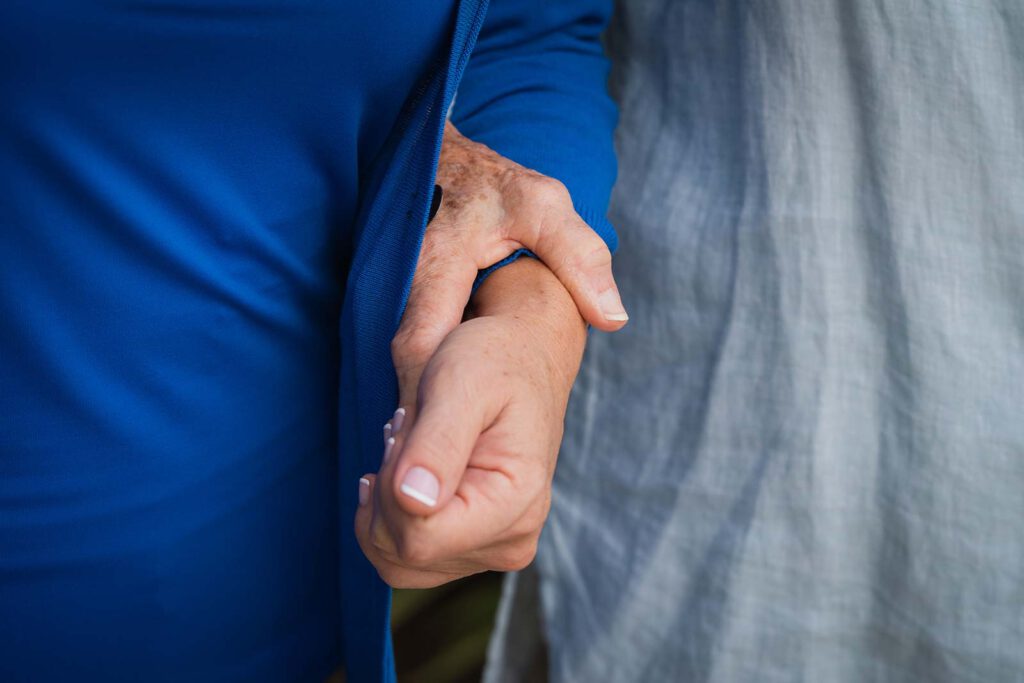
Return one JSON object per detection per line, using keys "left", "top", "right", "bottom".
{"left": 438, "top": 408, "right": 548, "bottom": 532}
{"left": 355, "top": 473, "right": 401, "bottom": 558}
{"left": 523, "top": 208, "right": 628, "bottom": 332}
{"left": 359, "top": 473, "right": 372, "bottom": 508}
{"left": 384, "top": 419, "right": 549, "bottom": 570}
{"left": 388, "top": 344, "right": 502, "bottom": 516}
{"left": 355, "top": 473, "right": 393, "bottom": 553}
{"left": 354, "top": 473, "right": 384, "bottom": 556}
{"left": 354, "top": 474, "right": 467, "bottom": 588}
{"left": 374, "top": 556, "right": 475, "bottom": 590}
{"left": 391, "top": 226, "right": 478, "bottom": 408}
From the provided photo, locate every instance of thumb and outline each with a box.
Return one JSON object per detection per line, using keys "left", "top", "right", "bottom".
{"left": 516, "top": 210, "right": 628, "bottom": 332}
{"left": 389, "top": 355, "right": 497, "bottom": 516}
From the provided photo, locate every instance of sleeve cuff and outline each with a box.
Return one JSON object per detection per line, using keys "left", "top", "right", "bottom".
{"left": 470, "top": 202, "right": 617, "bottom": 292}
{"left": 471, "top": 248, "right": 537, "bottom": 293}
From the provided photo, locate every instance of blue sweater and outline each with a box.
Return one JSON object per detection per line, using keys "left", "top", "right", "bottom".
{"left": 0, "top": 0, "right": 616, "bottom": 681}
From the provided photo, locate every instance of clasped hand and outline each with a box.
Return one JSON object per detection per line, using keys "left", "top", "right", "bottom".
{"left": 354, "top": 123, "right": 626, "bottom": 588}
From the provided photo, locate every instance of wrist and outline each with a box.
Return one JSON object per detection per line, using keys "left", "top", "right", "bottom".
{"left": 470, "top": 258, "right": 587, "bottom": 386}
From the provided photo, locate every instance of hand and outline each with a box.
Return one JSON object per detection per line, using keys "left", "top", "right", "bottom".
{"left": 392, "top": 122, "right": 627, "bottom": 406}
{"left": 353, "top": 124, "right": 622, "bottom": 587}
{"left": 355, "top": 258, "right": 586, "bottom": 588}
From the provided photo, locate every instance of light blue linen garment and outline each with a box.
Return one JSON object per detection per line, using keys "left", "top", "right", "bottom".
{"left": 486, "top": 2, "right": 1024, "bottom": 681}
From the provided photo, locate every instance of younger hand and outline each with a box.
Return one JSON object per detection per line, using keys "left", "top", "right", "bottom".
{"left": 355, "top": 259, "right": 586, "bottom": 588}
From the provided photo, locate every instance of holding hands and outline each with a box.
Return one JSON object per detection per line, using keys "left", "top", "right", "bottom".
{"left": 354, "top": 123, "right": 626, "bottom": 587}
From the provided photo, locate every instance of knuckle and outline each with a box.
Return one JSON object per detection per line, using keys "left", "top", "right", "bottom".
{"left": 584, "top": 235, "right": 612, "bottom": 265}
{"left": 390, "top": 322, "right": 436, "bottom": 370}
{"left": 529, "top": 175, "right": 571, "bottom": 206}
{"left": 521, "top": 498, "right": 551, "bottom": 533}
{"left": 494, "top": 540, "right": 539, "bottom": 573}
{"left": 569, "top": 240, "right": 612, "bottom": 276}
{"left": 369, "top": 520, "right": 395, "bottom": 556}
{"left": 395, "top": 531, "right": 436, "bottom": 568}
{"left": 528, "top": 500, "right": 547, "bottom": 531}
{"left": 419, "top": 352, "right": 474, "bottom": 407}
{"left": 375, "top": 565, "right": 407, "bottom": 589}
{"left": 506, "top": 171, "right": 571, "bottom": 209}
{"left": 418, "top": 229, "right": 460, "bottom": 266}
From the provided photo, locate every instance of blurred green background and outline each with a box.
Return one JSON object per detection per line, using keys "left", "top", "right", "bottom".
{"left": 391, "top": 572, "right": 504, "bottom": 683}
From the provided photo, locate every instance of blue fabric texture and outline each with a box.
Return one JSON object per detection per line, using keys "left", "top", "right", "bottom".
{"left": 0, "top": 2, "right": 454, "bottom": 681}
{"left": 0, "top": 0, "right": 617, "bottom": 682}
{"left": 472, "top": 248, "right": 536, "bottom": 292}
{"left": 452, "top": 0, "right": 620, "bottom": 253}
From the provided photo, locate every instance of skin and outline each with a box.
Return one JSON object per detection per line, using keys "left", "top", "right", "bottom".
{"left": 353, "top": 122, "right": 623, "bottom": 588}
{"left": 356, "top": 258, "right": 586, "bottom": 587}
{"left": 391, "top": 121, "right": 627, "bottom": 389}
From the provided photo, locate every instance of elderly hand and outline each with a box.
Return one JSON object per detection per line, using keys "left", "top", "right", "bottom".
{"left": 392, "top": 122, "right": 626, "bottom": 400}
{"left": 355, "top": 258, "right": 586, "bottom": 587}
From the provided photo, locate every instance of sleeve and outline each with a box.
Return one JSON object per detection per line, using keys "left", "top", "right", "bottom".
{"left": 451, "top": 0, "right": 619, "bottom": 256}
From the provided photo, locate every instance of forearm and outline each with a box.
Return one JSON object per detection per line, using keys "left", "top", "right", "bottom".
{"left": 470, "top": 257, "right": 587, "bottom": 392}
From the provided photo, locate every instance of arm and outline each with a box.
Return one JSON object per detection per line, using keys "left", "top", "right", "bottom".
{"left": 452, "top": 0, "right": 619, "bottom": 251}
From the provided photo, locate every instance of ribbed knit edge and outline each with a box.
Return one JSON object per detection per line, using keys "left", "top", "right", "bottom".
{"left": 471, "top": 202, "right": 618, "bottom": 291}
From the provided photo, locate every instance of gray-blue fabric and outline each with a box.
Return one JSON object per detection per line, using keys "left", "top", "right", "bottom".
{"left": 485, "top": 2, "right": 1024, "bottom": 681}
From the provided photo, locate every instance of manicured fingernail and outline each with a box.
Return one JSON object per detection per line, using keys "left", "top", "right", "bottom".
{"left": 392, "top": 407, "right": 406, "bottom": 435}
{"left": 358, "top": 477, "right": 370, "bottom": 506}
{"left": 383, "top": 436, "right": 395, "bottom": 464}
{"left": 598, "top": 288, "right": 628, "bottom": 322}
{"left": 383, "top": 422, "right": 392, "bottom": 442}
{"left": 400, "top": 466, "right": 438, "bottom": 507}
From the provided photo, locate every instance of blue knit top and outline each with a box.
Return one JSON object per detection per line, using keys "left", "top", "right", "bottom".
{"left": 0, "top": 1, "right": 617, "bottom": 681}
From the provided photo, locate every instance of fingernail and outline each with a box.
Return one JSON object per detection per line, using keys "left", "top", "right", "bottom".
{"left": 392, "top": 407, "right": 406, "bottom": 435}
{"left": 358, "top": 477, "right": 370, "bottom": 506}
{"left": 383, "top": 422, "right": 392, "bottom": 442}
{"left": 400, "top": 466, "right": 439, "bottom": 507}
{"left": 598, "top": 288, "right": 628, "bottom": 322}
{"left": 383, "top": 436, "right": 395, "bottom": 464}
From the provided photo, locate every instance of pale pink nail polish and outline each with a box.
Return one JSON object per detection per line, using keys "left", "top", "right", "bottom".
{"left": 383, "top": 422, "right": 392, "bottom": 442}
{"left": 400, "top": 466, "right": 439, "bottom": 507}
{"left": 391, "top": 407, "right": 406, "bottom": 435}
{"left": 383, "top": 436, "right": 395, "bottom": 464}
{"left": 358, "top": 477, "right": 370, "bottom": 506}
